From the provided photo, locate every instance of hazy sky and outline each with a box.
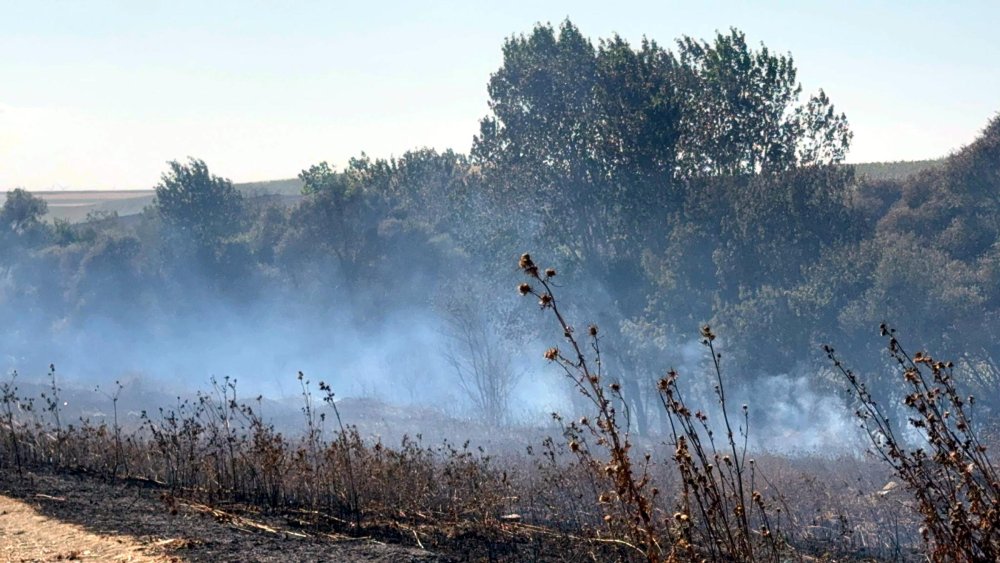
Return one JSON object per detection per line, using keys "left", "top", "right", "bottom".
{"left": 1, "top": 0, "right": 997, "bottom": 190}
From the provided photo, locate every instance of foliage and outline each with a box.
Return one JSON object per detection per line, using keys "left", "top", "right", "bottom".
{"left": 154, "top": 158, "right": 245, "bottom": 247}
{"left": 1, "top": 188, "right": 49, "bottom": 235}
{"left": 674, "top": 29, "right": 851, "bottom": 177}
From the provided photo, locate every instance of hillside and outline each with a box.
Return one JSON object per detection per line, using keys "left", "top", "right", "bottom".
{"left": 31, "top": 178, "right": 304, "bottom": 222}
{"left": 851, "top": 158, "right": 944, "bottom": 181}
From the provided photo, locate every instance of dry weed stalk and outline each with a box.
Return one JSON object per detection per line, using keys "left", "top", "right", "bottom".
{"left": 656, "top": 328, "right": 783, "bottom": 562}
{"left": 517, "top": 253, "right": 663, "bottom": 561}
{"left": 826, "top": 323, "right": 1000, "bottom": 562}
{"left": 517, "top": 253, "right": 786, "bottom": 562}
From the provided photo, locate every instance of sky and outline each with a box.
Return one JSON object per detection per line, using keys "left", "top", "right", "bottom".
{"left": 1, "top": 0, "right": 997, "bottom": 190}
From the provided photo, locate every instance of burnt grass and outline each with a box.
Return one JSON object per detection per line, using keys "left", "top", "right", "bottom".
{"left": 0, "top": 467, "right": 451, "bottom": 562}
{"left": 0, "top": 372, "right": 933, "bottom": 562}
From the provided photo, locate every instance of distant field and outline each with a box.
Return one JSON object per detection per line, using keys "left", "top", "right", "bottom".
{"left": 34, "top": 190, "right": 156, "bottom": 222}
{"left": 29, "top": 178, "right": 304, "bottom": 223}
{"left": 233, "top": 178, "right": 304, "bottom": 196}
{"left": 852, "top": 158, "right": 944, "bottom": 181}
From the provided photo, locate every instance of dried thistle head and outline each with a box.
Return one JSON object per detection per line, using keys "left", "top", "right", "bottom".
{"left": 517, "top": 282, "right": 532, "bottom": 295}
{"left": 700, "top": 324, "right": 716, "bottom": 342}
{"left": 519, "top": 253, "right": 539, "bottom": 277}
{"left": 588, "top": 324, "right": 598, "bottom": 337}
{"left": 544, "top": 267, "right": 556, "bottom": 278}
{"left": 543, "top": 347, "right": 559, "bottom": 361}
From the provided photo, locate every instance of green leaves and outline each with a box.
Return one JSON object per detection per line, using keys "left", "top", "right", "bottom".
{"left": 1, "top": 188, "right": 48, "bottom": 235}
{"left": 674, "top": 28, "right": 851, "bottom": 178}
{"left": 154, "top": 158, "right": 245, "bottom": 246}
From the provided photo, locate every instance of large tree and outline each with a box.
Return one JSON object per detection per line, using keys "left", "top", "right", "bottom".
{"left": 472, "top": 20, "right": 857, "bottom": 433}
{"left": 154, "top": 158, "right": 245, "bottom": 247}
{"left": 473, "top": 21, "right": 683, "bottom": 265}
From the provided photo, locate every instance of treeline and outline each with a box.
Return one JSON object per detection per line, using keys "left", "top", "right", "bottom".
{"left": 2, "top": 21, "right": 999, "bottom": 428}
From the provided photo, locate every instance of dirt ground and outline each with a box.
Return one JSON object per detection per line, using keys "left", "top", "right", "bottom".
{"left": 0, "top": 470, "right": 452, "bottom": 562}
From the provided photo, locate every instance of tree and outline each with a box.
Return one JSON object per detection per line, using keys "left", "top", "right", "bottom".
{"left": 673, "top": 28, "right": 852, "bottom": 178}
{"left": 69, "top": 234, "right": 144, "bottom": 317}
{"left": 279, "top": 162, "right": 379, "bottom": 295}
{"left": 0, "top": 189, "right": 52, "bottom": 284}
{"left": 346, "top": 149, "right": 472, "bottom": 235}
{"left": 1, "top": 188, "right": 49, "bottom": 239}
{"left": 865, "top": 116, "right": 1000, "bottom": 409}
{"left": 442, "top": 301, "right": 521, "bottom": 427}
{"left": 154, "top": 158, "right": 245, "bottom": 247}
{"left": 472, "top": 21, "right": 856, "bottom": 433}
{"left": 473, "top": 21, "right": 683, "bottom": 263}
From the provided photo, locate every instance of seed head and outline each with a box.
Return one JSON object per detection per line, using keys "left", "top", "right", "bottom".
{"left": 543, "top": 347, "right": 559, "bottom": 361}
{"left": 700, "top": 325, "right": 716, "bottom": 341}
{"left": 519, "top": 253, "right": 539, "bottom": 277}
{"left": 517, "top": 283, "right": 532, "bottom": 295}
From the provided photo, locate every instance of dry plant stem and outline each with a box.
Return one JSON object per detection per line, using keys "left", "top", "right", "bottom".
{"left": 518, "top": 254, "right": 661, "bottom": 561}
{"left": 96, "top": 380, "right": 126, "bottom": 482}
{"left": 1, "top": 371, "right": 24, "bottom": 475}
{"left": 705, "top": 336, "right": 758, "bottom": 560}
{"left": 826, "top": 323, "right": 1000, "bottom": 562}
{"left": 41, "top": 364, "right": 63, "bottom": 468}
{"left": 518, "top": 253, "right": 789, "bottom": 562}
{"left": 320, "top": 380, "right": 361, "bottom": 529}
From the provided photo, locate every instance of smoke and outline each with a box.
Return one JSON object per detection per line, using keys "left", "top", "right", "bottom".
{"left": 737, "top": 374, "right": 862, "bottom": 454}
{"left": 664, "top": 338, "right": 864, "bottom": 456}
{"left": 0, "top": 225, "right": 864, "bottom": 456}
{"left": 0, "top": 256, "right": 572, "bottom": 429}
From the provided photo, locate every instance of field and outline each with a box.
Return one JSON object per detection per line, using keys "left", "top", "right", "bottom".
{"left": 32, "top": 189, "right": 155, "bottom": 222}
{"left": 31, "top": 178, "right": 304, "bottom": 223}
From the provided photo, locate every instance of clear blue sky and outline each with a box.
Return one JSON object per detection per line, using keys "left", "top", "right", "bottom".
{"left": 1, "top": 0, "right": 997, "bottom": 190}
